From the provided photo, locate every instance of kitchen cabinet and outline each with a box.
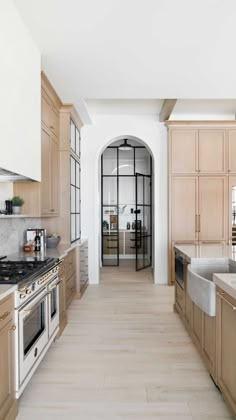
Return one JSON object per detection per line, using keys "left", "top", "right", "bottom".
{"left": 228, "top": 130, "right": 236, "bottom": 173}
{"left": 0, "top": 294, "right": 18, "bottom": 420}
{"left": 175, "top": 281, "right": 185, "bottom": 316}
{"left": 14, "top": 72, "right": 61, "bottom": 217}
{"left": 79, "top": 241, "right": 89, "bottom": 293}
{"left": 192, "top": 303, "right": 203, "bottom": 351}
{"left": 170, "top": 129, "right": 198, "bottom": 174}
{"left": 198, "top": 177, "right": 226, "bottom": 241}
{"left": 198, "top": 130, "right": 226, "bottom": 174}
{"left": 65, "top": 249, "right": 76, "bottom": 308}
{"left": 184, "top": 291, "right": 193, "bottom": 332}
{"left": 217, "top": 288, "right": 236, "bottom": 415}
{"left": 171, "top": 177, "right": 198, "bottom": 241}
{"left": 202, "top": 312, "right": 216, "bottom": 380}
{"left": 58, "top": 260, "right": 67, "bottom": 336}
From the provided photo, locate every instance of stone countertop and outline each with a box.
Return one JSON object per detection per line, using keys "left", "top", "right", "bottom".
{"left": 213, "top": 273, "right": 236, "bottom": 300}
{"left": 174, "top": 244, "right": 236, "bottom": 264}
{"left": 8, "top": 238, "right": 88, "bottom": 261}
{"left": 0, "top": 284, "right": 17, "bottom": 301}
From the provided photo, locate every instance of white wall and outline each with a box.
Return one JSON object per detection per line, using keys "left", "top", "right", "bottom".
{"left": 0, "top": 1, "right": 41, "bottom": 181}
{"left": 81, "top": 115, "right": 168, "bottom": 285}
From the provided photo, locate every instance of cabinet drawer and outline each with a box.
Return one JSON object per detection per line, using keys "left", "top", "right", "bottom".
{"left": 0, "top": 294, "right": 13, "bottom": 332}
{"left": 175, "top": 282, "right": 185, "bottom": 314}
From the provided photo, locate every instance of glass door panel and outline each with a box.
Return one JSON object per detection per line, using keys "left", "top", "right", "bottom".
{"left": 135, "top": 173, "right": 152, "bottom": 271}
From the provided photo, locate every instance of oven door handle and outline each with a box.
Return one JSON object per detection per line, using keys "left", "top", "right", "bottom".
{"left": 20, "top": 289, "right": 48, "bottom": 314}
{"left": 48, "top": 280, "right": 61, "bottom": 291}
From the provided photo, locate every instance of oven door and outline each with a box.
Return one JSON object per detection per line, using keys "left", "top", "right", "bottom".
{"left": 48, "top": 275, "right": 60, "bottom": 338}
{"left": 18, "top": 288, "right": 48, "bottom": 386}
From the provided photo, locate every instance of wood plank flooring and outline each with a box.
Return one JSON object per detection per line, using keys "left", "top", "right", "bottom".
{"left": 17, "top": 264, "right": 234, "bottom": 419}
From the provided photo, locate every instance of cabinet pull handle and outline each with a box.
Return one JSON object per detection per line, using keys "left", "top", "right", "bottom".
{"left": 50, "top": 125, "right": 54, "bottom": 129}
{"left": 195, "top": 215, "right": 198, "bottom": 233}
{"left": 217, "top": 292, "right": 236, "bottom": 310}
{"left": 0, "top": 311, "right": 10, "bottom": 321}
{"left": 50, "top": 209, "right": 55, "bottom": 212}
{"left": 198, "top": 215, "right": 201, "bottom": 233}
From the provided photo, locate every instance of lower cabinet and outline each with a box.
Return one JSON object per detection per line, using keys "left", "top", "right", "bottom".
{"left": 58, "top": 260, "right": 67, "bottom": 336}
{"left": 79, "top": 241, "right": 89, "bottom": 293}
{"left": 202, "top": 312, "right": 216, "bottom": 380}
{"left": 217, "top": 288, "right": 236, "bottom": 414}
{"left": 0, "top": 294, "right": 18, "bottom": 420}
{"left": 192, "top": 303, "right": 203, "bottom": 351}
{"left": 65, "top": 249, "right": 76, "bottom": 309}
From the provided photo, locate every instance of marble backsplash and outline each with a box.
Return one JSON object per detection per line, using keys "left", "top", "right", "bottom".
{"left": 0, "top": 218, "right": 41, "bottom": 256}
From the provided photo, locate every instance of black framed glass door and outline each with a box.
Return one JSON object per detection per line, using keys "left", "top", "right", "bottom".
{"left": 135, "top": 173, "right": 152, "bottom": 271}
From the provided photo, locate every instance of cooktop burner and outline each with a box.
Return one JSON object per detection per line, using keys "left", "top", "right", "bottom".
{"left": 0, "top": 257, "right": 57, "bottom": 284}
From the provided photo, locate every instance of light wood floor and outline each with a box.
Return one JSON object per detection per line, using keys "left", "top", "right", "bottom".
{"left": 17, "top": 266, "right": 234, "bottom": 419}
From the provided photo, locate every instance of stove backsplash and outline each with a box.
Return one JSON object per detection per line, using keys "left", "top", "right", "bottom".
{"left": 0, "top": 218, "right": 41, "bottom": 256}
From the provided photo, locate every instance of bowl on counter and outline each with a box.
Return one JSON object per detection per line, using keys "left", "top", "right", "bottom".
{"left": 46, "top": 236, "right": 61, "bottom": 248}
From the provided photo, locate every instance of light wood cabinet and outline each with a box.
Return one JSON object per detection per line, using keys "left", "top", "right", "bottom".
{"left": 58, "top": 260, "right": 67, "bottom": 336}
{"left": 65, "top": 249, "right": 76, "bottom": 309}
{"left": 14, "top": 72, "right": 61, "bottom": 217}
{"left": 217, "top": 288, "right": 236, "bottom": 415}
{"left": 198, "top": 177, "right": 226, "bottom": 241}
{"left": 198, "top": 130, "right": 226, "bottom": 174}
{"left": 171, "top": 177, "right": 198, "bottom": 241}
{"left": 0, "top": 294, "right": 18, "bottom": 420}
{"left": 171, "top": 129, "right": 198, "bottom": 174}
{"left": 202, "top": 312, "right": 216, "bottom": 380}
{"left": 192, "top": 303, "right": 203, "bottom": 351}
{"left": 184, "top": 291, "right": 193, "bottom": 331}
{"left": 228, "top": 130, "right": 236, "bottom": 173}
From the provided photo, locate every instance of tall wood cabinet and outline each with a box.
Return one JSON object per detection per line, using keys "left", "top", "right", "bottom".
{"left": 168, "top": 121, "right": 236, "bottom": 284}
{"left": 14, "top": 72, "right": 61, "bottom": 217}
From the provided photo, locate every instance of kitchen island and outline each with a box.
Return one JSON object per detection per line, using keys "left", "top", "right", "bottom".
{"left": 174, "top": 243, "right": 236, "bottom": 416}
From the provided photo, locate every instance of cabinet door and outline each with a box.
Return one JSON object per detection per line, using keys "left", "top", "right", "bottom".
{"left": 50, "top": 136, "right": 59, "bottom": 214}
{"left": 202, "top": 313, "right": 216, "bottom": 380}
{"left": 41, "top": 127, "right": 51, "bottom": 214}
{"left": 228, "top": 130, "right": 236, "bottom": 173}
{"left": 198, "top": 177, "right": 226, "bottom": 241}
{"left": 198, "top": 130, "right": 226, "bottom": 173}
{"left": 192, "top": 303, "right": 203, "bottom": 351}
{"left": 41, "top": 94, "right": 50, "bottom": 128}
{"left": 0, "top": 322, "right": 15, "bottom": 419}
{"left": 185, "top": 292, "right": 193, "bottom": 331}
{"left": 171, "top": 129, "right": 198, "bottom": 174}
{"left": 217, "top": 290, "right": 236, "bottom": 414}
{"left": 171, "top": 177, "right": 198, "bottom": 241}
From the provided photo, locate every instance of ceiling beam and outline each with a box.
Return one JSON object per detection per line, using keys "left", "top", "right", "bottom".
{"left": 159, "top": 99, "right": 177, "bottom": 122}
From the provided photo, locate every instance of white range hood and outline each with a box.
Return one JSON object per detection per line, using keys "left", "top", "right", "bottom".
{"left": 0, "top": 168, "right": 33, "bottom": 182}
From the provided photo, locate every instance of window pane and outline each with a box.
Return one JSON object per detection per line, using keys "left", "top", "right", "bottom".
{"left": 119, "top": 176, "right": 135, "bottom": 205}
{"left": 76, "top": 161, "right": 80, "bottom": 187}
{"left": 118, "top": 148, "right": 134, "bottom": 175}
{"left": 144, "top": 177, "right": 151, "bottom": 205}
{"left": 135, "top": 148, "right": 151, "bottom": 175}
{"left": 71, "top": 186, "right": 76, "bottom": 212}
{"left": 76, "top": 188, "right": 80, "bottom": 213}
{"left": 103, "top": 177, "right": 117, "bottom": 205}
{"left": 102, "top": 148, "right": 118, "bottom": 175}
{"left": 71, "top": 157, "right": 75, "bottom": 185}
{"left": 71, "top": 215, "right": 76, "bottom": 242}
{"left": 70, "top": 120, "right": 76, "bottom": 151}
{"left": 76, "top": 128, "right": 80, "bottom": 156}
{"left": 76, "top": 214, "right": 80, "bottom": 239}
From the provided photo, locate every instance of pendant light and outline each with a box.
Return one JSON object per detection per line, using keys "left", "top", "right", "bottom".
{"left": 118, "top": 139, "right": 133, "bottom": 151}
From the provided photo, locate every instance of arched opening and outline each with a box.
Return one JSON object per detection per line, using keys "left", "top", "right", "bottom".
{"left": 98, "top": 135, "right": 154, "bottom": 282}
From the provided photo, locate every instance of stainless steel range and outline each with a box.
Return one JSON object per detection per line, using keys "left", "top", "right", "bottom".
{"left": 0, "top": 256, "right": 60, "bottom": 397}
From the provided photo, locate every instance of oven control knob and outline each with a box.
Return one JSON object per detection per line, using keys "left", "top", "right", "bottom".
{"left": 26, "top": 289, "right": 31, "bottom": 295}
{"left": 20, "top": 294, "right": 26, "bottom": 299}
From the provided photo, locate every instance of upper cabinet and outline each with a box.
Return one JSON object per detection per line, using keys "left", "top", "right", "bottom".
{"left": 14, "top": 72, "right": 62, "bottom": 217}
{"left": 169, "top": 123, "right": 236, "bottom": 175}
{"left": 171, "top": 129, "right": 198, "bottom": 174}
{"left": 198, "top": 130, "right": 226, "bottom": 174}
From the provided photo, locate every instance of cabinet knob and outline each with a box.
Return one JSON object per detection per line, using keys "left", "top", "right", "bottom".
{"left": 50, "top": 125, "right": 54, "bottom": 130}
{"left": 10, "top": 325, "right": 16, "bottom": 331}
{"left": 51, "top": 209, "right": 55, "bottom": 212}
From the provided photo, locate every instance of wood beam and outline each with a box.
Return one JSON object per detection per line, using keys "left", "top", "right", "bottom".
{"left": 159, "top": 99, "right": 177, "bottom": 122}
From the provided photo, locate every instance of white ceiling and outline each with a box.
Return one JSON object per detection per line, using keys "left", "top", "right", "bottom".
{"left": 85, "top": 99, "right": 164, "bottom": 118}
{"left": 13, "top": 0, "right": 236, "bottom": 122}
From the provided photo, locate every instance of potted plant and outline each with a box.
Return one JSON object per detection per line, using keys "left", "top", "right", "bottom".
{"left": 12, "top": 196, "right": 24, "bottom": 215}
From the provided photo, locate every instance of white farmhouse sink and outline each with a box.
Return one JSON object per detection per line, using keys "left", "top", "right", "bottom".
{"left": 187, "top": 263, "right": 236, "bottom": 316}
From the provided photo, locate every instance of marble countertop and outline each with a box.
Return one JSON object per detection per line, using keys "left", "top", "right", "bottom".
{"left": 174, "top": 244, "right": 236, "bottom": 264}
{"left": 0, "top": 284, "right": 17, "bottom": 301}
{"left": 7, "top": 238, "right": 88, "bottom": 261}
{"left": 213, "top": 273, "right": 236, "bottom": 300}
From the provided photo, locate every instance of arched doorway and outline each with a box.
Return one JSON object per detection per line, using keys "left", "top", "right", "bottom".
{"left": 100, "top": 136, "right": 153, "bottom": 275}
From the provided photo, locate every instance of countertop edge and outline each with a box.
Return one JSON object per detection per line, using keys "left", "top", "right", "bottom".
{"left": 0, "top": 285, "right": 17, "bottom": 301}
{"left": 213, "top": 273, "right": 236, "bottom": 300}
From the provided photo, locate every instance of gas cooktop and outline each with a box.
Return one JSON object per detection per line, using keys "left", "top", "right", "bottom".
{"left": 0, "top": 257, "right": 58, "bottom": 284}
